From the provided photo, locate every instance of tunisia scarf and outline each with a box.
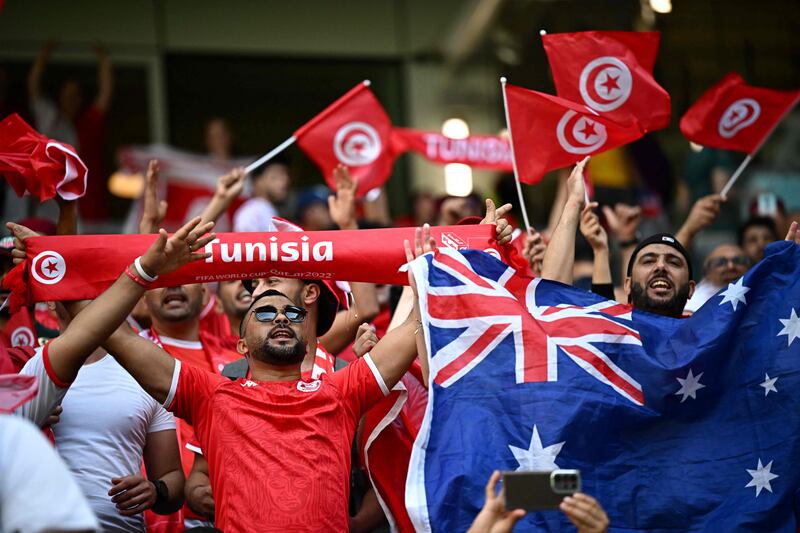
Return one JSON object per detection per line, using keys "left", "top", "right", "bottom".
{"left": 4, "top": 225, "right": 504, "bottom": 311}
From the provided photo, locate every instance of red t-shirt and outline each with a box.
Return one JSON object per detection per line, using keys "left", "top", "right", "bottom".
{"left": 167, "top": 354, "right": 388, "bottom": 532}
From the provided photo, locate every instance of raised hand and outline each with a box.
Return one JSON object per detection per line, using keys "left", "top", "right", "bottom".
{"left": 353, "top": 322, "right": 379, "bottom": 358}
{"left": 109, "top": 475, "right": 156, "bottom": 517}
{"left": 467, "top": 471, "right": 526, "bottom": 533}
{"left": 601, "top": 203, "right": 641, "bottom": 243}
{"left": 784, "top": 221, "right": 799, "bottom": 245}
{"left": 560, "top": 493, "right": 610, "bottom": 533}
{"left": 580, "top": 202, "right": 608, "bottom": 251}
{"left": 139, "top": 160, "right": 168, "bottom": 234}
{"left": 328, "top": 164, "right": 358, "bottom": 230}
{"left": 679, "top": 194, "right": 723, "bottom": 239}
{"left": 214, "top": 167, "right": 246, "bottom": 203}
{"left": 138, "top": 217, "right": 216, "bottom": 277}
{"left": 6, "top": 223, "right": 39, "bottom": 265}
{"left": 404, "top": 224, "right": 437, "bottom": 293}
{"left": 522, "top": 229, "right": 547, "bottom": 277}
{"left": 480, "top": 199, "right": 514, "bottom": 245}
{"left": 566, "top": 157, "right": 589, "bottom": 209}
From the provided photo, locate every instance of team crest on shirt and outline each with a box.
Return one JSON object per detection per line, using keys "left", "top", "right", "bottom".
{"left": 297, "top": 380, "right": 322, "bottom": 393}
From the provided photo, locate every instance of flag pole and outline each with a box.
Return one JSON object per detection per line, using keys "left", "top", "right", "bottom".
{"left": 245, "top": 136, "right": 297, "bottom": 174}
{"left": 719, "top": 94, "right": 800, "bottom": 199}
{"left": 719, "top": 154, "right": 752, "bottom": 199}
{"left": 500, "top": 77, "right": 533, "bottom": 234}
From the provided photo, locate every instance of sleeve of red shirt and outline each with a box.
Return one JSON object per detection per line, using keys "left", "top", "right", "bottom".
{"left": 166, "top": 361, "right": 225, "bottom": 428}
{"left": 330, "top": 354, "right": 389, "bottom": 420}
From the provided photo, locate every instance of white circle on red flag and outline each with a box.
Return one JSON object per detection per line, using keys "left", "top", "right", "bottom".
{"left": 333, "top": 122, "right": 382, "bottom": 166}
{"left": 579, "top": 56, "right": 633, "bottom": 112}
{"left": 556, "top": 111, "right": 608, "bottom": 154}
{"left": 10, "top": 326, "right": 35, "bottom": 347}
{"left": 718, "top": 98, "right": 761, "bottom": 139}
{"left": 31, "top": 250, "right": 66, "bottom": 285}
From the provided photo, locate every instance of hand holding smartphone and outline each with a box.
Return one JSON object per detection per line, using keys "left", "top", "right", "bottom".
{"left": 502, "top": 469, "right": 581, "bottom": 511}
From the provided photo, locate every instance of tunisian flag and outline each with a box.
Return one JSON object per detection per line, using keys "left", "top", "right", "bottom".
{"left": 542, "top": 31, "right": 671, "bottom": 132}
{"left": 680, "top": 73, "right": 800, "bottom": 154}
{"left": 0, "top": 113, "right": 88, "bottom": 201}
{"left": 295, "top": 81, "right": 398, "bottom": 197}
{"left": 503, "top": 82, "right": 644, "bottom": 184}
{"left": 391, "top": 128, "right": 513, "bottom": 171}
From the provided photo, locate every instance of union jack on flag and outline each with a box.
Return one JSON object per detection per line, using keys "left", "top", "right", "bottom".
{"left": 407, "top": 243, "right": 800, "bottom": 532}
{"left": 421, "top": 248, "right": 644, "bottom": 404}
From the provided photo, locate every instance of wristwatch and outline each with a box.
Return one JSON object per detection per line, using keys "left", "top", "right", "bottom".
{"left": 152, "top": 479, "right": 169, "bottom": 506}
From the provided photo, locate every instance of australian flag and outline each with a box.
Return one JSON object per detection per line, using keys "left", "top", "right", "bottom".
{"left": 406, "top": 242, "right": 800, "bottom": 532}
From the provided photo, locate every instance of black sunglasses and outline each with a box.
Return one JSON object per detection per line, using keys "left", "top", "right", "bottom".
{"left": 252, "top": 305, "right": 308, "bottom": 324}
{"left": 707, "top": 256, "right": 751, "bottom": 270}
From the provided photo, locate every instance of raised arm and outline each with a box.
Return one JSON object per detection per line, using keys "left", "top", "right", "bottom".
{"left": 16, "top": 218, "right": 214, "bottom": 388}
{"left": 27, "top": 41, "right": 53, "bottom": 102}
{"left": 579, "top": 202, "right": 612, "bottom": 286}
{"left": 198, "top": 167, "right": 246, "bottom": 226}
{"left": 139, "top": 160, "right": 168, "bottom": 234}
{"left": 674, "top": 194, "right": 723, "bottom": 249}
{"left": 601, "top": 202, "right": 641, "bottom": 292}
{"left": 540, "top": 158, "right": 588, "bottom": 284}
{"left": 92, "top": 43, "right": 113, "bottom": 112}
{"left": 367, "top": 225, "right": 433, "bottom": 390}
{"left": 321, "top": 165, "right": 380, "bottom": 352}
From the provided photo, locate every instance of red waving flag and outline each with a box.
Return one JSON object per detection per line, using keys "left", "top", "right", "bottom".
{"left": 294, "top": 81, "right": 397, "bottom": 197}
{"left": 680, "top": 73, "right": 800, "bottom": 154}
{"left": 503, "top": 82, "right": 644, "bottom": 184}
{"left": 542, "top": 31, "right": 671, "bottom": 132}
{"left": 0, "top": 113, "right": 88, "bottom": 201}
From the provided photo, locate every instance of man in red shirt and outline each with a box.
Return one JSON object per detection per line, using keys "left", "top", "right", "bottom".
{"left": 48, "top": 218, "right": 430, "bottom": 532}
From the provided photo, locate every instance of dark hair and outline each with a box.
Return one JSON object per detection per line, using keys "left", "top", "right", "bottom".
{"left": 626, "top": 233, "right": 693, "bottom": 280}
{"left": 737, "top": 216, "right": 778, "bottom": 246}
{"left": 251, "top": 153, "right": 290, "bottom": 179}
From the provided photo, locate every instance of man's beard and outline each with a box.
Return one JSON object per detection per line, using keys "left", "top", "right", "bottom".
{"left": 250, "top": 334, "right": 306, "bottom": 366}
{"left": 630, "top": 281, "right": 690, "bottom": 318}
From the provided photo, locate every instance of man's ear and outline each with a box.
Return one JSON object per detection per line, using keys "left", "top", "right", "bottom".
{"left": 200, "top": 284, "right": 210, "bottom": 306}
{"left": 623, "top": 277, "right": 632, "bottom": 303}
{"left": 236, "top": 337, "right": 249, "bottom": 356}
{"left": 687, "top": 279, "right": 696, "bottom": 300}
{"left": 303, "top": 282, "right": 321, "bottom": 307}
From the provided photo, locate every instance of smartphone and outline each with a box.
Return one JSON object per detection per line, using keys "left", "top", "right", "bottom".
{"left": 502, "top": 469, "right": 581, "bottom": 511}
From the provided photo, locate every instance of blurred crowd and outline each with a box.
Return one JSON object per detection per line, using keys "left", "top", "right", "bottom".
{"left": 1, "top": 43, "right": 799, "bottom": 533}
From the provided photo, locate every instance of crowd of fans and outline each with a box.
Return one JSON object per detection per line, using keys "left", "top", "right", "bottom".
{"left": 1, "top": 44, "right": 799, "bottom": 533}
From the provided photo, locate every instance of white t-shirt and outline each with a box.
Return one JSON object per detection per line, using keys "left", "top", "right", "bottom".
{"left": 233, "top": 197, "right": 278, "bottom": 233}
{"left": 54, "top": 354, "right": 176, "bottom": 533}
{"left": 16, "top": 345, "right": 69, "bottom": 427}
{"left": 0, "top": 414, "right": 99, "bottom": 533}
{"left": 31, "top": 97, "right": 79, "bottom": 148}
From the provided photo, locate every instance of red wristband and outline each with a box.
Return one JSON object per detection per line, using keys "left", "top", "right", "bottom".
{"left": 124, "top": 266, "right": 150, "bottom": 288}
